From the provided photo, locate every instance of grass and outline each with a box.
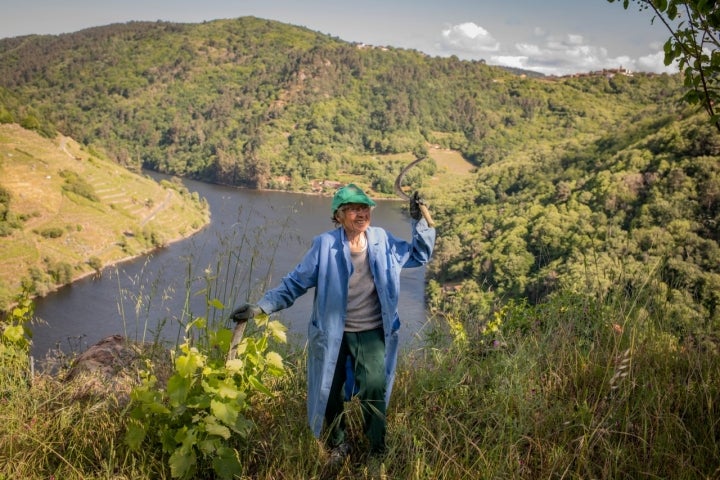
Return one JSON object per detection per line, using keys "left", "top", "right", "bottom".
{"left": 0, "top": 374, "right": 130, "bottom": 479}
{"left": 1, "top": 276, "right": 719, "bottom": 479}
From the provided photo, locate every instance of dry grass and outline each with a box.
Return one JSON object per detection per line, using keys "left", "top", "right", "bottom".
{"left": 2, "top": 277, "right": 719, "bottom": 478}
{"left": 428, "top": 146, "right": 475, "bottom": 175}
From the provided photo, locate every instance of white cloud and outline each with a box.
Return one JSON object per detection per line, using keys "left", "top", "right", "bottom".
{"left": 437, "top": 23, "right": 680, "bottom": 76}
{"left": 491, "top": 34, "right": 627, "bottom": 75}
{"left": 491, "top": 55, "right": 529, "bottom": 70}
{"left": 515, "top": 43, "right": 542, "bottom": 56}
{"left": 440, "top": 22, "right": 500, "bottom": 53}
{"left": 566, "top": 34, "right": 584, "bottom": 46}
{"left": 636, "top": 51, "right": 678, "bottom": 73}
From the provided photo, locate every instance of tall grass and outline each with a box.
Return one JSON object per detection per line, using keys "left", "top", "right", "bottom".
{"left": 110, "top": 201, "right": 297, "bottom": 350}
{"left": 1, "top": 235, "right": 719, "bottom": 478}
{"left": 230, "top": 288, "right": 719, "bottom": 479}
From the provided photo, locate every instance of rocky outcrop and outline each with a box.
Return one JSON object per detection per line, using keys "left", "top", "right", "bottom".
{"left": 65, "top": 334, "right": 139, "bottom": 382}
{"left": 64, "top": 334, "right": 169, "bottom": 406}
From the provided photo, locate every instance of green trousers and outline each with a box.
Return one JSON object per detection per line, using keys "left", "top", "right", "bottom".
{"left": 325, "top": 327, "right": 387, "bottom": 454}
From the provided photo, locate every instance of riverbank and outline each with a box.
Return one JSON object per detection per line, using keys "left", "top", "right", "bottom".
{"left": 0, "top": 124, "right": 210, "bottom": 311}
{"left": 28, "top": 218, "right": 210, "bottom": 303}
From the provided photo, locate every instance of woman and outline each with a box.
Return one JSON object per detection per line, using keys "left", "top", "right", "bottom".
{"left": 231, "top": 183, "right": 435, "bottom": 460}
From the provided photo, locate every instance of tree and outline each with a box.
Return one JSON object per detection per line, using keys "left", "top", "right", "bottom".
{"left": 608, "top": 0, "right": 720, "bottom": 132}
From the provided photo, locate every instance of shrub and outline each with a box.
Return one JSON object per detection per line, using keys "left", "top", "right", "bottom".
{"left": 0, "top": 222, "right": 13, "bottom": 237}
{"left": 125, "top": 311, "right": 287, "bottom": 479}
{"left": 87, "top": 256, "right": 103, "bottom": 272}
{"left": 36, "top": 227, "right": 64, "bottom": 238}
{"left": 59, "top": 169, "right": 100, "bottom": 202}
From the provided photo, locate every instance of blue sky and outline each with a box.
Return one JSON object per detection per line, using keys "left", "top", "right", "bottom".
{"left": 0, "top": 0, "right": 678, "bottom": 76}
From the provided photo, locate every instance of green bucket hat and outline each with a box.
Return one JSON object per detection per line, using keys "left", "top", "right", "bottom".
{"left": 331, "top": 184, "right": 376, "bottom": 214}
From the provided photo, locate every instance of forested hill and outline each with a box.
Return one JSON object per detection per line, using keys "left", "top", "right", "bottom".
{"left": 0, "top": 17, "right": 718, "bottom": 329}
{"left": 0, "top": 17, "right": 679, "bottom": 191}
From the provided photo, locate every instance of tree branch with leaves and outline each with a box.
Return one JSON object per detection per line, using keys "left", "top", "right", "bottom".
{"left": 609, "top": 0, "right": 720, "bottom": 132}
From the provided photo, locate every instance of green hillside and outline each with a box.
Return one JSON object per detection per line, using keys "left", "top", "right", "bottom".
{"left": 0, "top": 123, "right": 209, "bottom": 309}
{"left": 0, "top": 16, "right": 717, "bottom": 326}
{"left": 0, "top": 18, "right": 680, "bottom": 189}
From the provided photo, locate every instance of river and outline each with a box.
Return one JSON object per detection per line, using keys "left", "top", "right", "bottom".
{"left": 30, "top": 176, "right": 430, "bottom": 360}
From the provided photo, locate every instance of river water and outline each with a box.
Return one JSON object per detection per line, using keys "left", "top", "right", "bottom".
{"left": 30, "top": 176, "right": 430, "bottom": 359}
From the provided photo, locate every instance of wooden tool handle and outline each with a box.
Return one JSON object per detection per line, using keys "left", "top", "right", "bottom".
{"left": 419, "top": 203, "right": 435, "bottom": 227}
{"left": 226, "top": 319, "right": 247, "bottom": 365}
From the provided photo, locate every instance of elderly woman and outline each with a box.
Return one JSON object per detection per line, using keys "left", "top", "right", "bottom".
{"left": 232, "top": 183, "right": 435, "bottom": 461}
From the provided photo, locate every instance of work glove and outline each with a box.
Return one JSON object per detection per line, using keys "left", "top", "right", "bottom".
{"left": 230, "top": 303, "right": 263, "bottom": 322}
{"left": 409, "top": 191, "right": 426, "bottom": 221}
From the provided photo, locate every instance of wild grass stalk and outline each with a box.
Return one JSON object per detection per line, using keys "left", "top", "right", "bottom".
{"left": 1, "top": 202, "right": 296, "bottom": 479}
{"left": 225, "top": 270, "right": 719, "bottom": 479}
{"left": 0, "top": 361, "right": 157, "bottom": 479}
{"left": 3, "top": 212, "right": 719, "bottom": 478}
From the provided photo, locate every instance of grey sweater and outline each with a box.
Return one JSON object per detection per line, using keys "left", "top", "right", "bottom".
{"left": 345, "top": 246, "right": 383, "bottom": 332}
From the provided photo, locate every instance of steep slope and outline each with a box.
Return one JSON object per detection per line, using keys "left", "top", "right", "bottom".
{"left": 0, "top": 123, "right": 209, "bottom": 309}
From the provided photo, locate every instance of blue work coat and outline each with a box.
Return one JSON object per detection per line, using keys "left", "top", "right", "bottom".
{"left": 256, "top": 217, "right": 435, "bottom": 437}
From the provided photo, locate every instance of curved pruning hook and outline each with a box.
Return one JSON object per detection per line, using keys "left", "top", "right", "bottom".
{"left": 394, "top": 157, "right": 436, "bottom": 227}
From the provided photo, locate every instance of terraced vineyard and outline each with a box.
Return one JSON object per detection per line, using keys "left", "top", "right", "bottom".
{"left": 0, "top": 124, "right": 209, "bottom": 309}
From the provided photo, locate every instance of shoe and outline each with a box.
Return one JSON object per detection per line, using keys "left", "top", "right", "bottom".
{"left": 329, "top": 442, "right": 351, "bottom": 465}
{"left": 321, "top": 443, "right": 351, "bottom": 480}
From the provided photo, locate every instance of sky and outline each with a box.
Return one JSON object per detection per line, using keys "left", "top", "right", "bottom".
{"left": 0, "top": 0, "right": 679, "bottom": 76}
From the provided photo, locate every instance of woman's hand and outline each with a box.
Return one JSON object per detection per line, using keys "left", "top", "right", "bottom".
{"left": 230, "top": 303, "right": 262, "bottom": 322}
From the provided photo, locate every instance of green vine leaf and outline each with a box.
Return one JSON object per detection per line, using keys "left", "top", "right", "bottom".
{"left": 2, "top": 324, "right": 25, "bottom": 343}
{"left": 265, "top": 351, "right": 285, "bottom": 375}
{"left": 124, "top": 419, "right": 147, "bottom": 450}
{"left": 125, "top": 303, "right": 287, "bottom": 479}
{"left": 204, "top": 415, "right": 231, "bottom": 439}
{"left": 211, "top": 398, "right": 239, "bottom": 427}
{"left": 216, "top": 378, "right": 244, "bottom": 400}
{"left": 169, "top": 447, "right": 197, "bottom": 479}
{"left": 167, "top": 375, "right": 191, "bottom": 406}
{"left": 225, "top": 358, "right": 244, "bottom": 372}
{"left": 208, "top": 298, "right": 225, "bottom": 310}
{"left": 267, "top": 320, "right": 288, "bottom": 343}
{"left": 212, "top": 447, "right": 243, "bottom": 480}
{"left": 175, "top": 346, "right": 204, "bottom": 377}
{"left": 249, "top": 375, "right": 273, "bottom": 396}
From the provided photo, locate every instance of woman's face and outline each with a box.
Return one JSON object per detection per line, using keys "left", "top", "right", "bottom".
{"left": 337, "top": 203, "right": 372, "bottom": 235}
